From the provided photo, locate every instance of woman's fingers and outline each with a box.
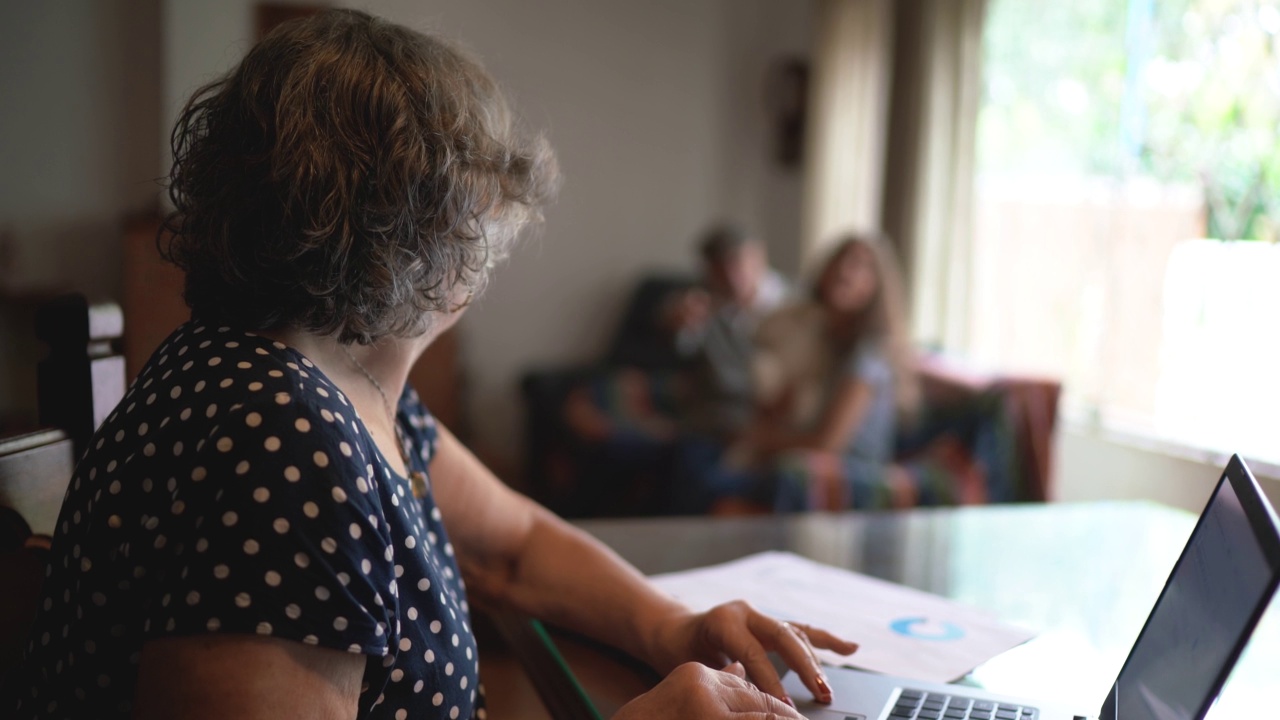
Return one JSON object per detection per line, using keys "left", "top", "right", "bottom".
{"left": 791, "top": 621, "right": 859, "bottom": 656}
{"left": 715, "top": 669, "right": 805, "bottom": 719}
{"left": 746, "top": 614, "right": 831, "bottom": 704}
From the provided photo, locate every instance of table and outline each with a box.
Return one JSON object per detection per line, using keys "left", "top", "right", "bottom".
{"left": 492, "top": 502, "right": 1280, "bottom": 719}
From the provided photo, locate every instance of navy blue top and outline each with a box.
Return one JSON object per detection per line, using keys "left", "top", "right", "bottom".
{"left": 8, "top": 322, "right": 482, "bottom": 720}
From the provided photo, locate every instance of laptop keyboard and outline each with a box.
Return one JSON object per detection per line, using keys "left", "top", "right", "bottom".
{"left": 888, "top": 689, "right": 1039, "bottom": 720}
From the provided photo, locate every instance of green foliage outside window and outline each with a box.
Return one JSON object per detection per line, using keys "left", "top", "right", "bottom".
{"left": 980, "top": 0, "right": 1280, "bottom": 241}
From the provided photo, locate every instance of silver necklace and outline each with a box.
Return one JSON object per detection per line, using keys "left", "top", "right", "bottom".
{"left": 342, "top": 346, "right": 429, "bottom": 497}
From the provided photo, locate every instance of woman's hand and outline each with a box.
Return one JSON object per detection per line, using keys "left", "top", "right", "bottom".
{"left": 643, "top": 601, "right": 858, "bottom": 706}
{"left": 612, "top": 662, "right": 804, "bottom": 720}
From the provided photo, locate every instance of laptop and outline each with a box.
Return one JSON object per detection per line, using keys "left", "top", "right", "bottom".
{"left": 781, "top": 454, "right": 1280, "bottom": 720}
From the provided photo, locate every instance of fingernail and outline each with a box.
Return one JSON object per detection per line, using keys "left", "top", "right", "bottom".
{"left": 815, "top": 674, "right": 832, "bottom": 703}
{"left": 784, "top": 696, "right": 796, "bottom": 708}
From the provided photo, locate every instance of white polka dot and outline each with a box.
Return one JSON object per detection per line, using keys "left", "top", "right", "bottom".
{"left": 395, "top": 710, "right": 407, "bottom": 720}
{"left": 349, "top": 523, "right": 362, "bottom": 540}
{"left": 274, "top": 392, "right": 291, "bottom": 405}
{"left": 243, "top": 539, "right": 259, "bottom": 555}
{"left": 303, "top": 501, "right": 319, "bottom": 518}
{"left": 284, "top": 466, "right": 301, "bottom": 482}
{"left": 207, "top": 618, "right": 221, "bottom": 631}
{"left": 143, "top": 443, "right": 156, "bottom": 457}
{"left": 205, "top": 403, "right": 217, "bottom": 418}
{"left": 285, "top": 603, "right": 301, "bottom": 619}
{"left": 237, "top": 361, "right": 251, "bottom": 369}
{"left": 213, "top": 565, "right": 229, "bottom": 579}
{"left": 264, "top": 436, "right": 281, "bottom": 451}
{"left": 316, "top": 586, "right": 331, "bottom": 601}
{"left": 460, "top": 676, "right": 468, "bottom": 690}
{"left": 303, "top": 634, "right": 318, "bottom": 645}
{"left": 272, "top": 517, "right": 290, "bottom": 534}
{"left": 449, "top": 706, "right": 459, "bottom": 719}
{"left": 252, "top": 487, "right": 270, "bottom": 503}
{"left": 430, "top": 620, "right": 442, "bottom": 633}
{"left": 333, "top": 616, "right": 348, "bottom": 631}
{"left": 445, "top": 662, "right": 454, "bottom": 676}
{"left": 173, "top": 441, "right": 184, "bottom": 456}
{"left": 332, "top": 487, "right": 348, "bottom": 503}
{"left": 236, "top": 460, "right": 251, "bottom": 475}
{"left": 180, "top": 408, "right": 192, "bottom": 421}
{"left": 313, "top": 451, "right": 329, "bottom": 468}
{"left": 248, "top": 381, "right": 263, "bottom": 391}
{"left": 245, "top": 412, "right": 262, "bottom": 427}
{"left": 108, "top": 480, "right": 122, "bottom": 494}
{"left": 295, "top": 418, "right": 311, "bottom": 432}
{"left": 265, "top": 571, "right": 281, "bottom": 587}
{"left": 451, "top": 634, "right": 459, "bottom": 647}
{"left": 360, "top": 558, "right": 372, "bottom": 574}
{"left": 418, "top": 578, "right": 432, "bottom": 592}
{"left": 399, "top": 637, "right": 412, "bottom": 652}
{"left": 404, "top": 536, "right": 416, "bottom": 550}
{"left": 321, "top": 538, "right": 338, "bottom": 554}
{"left": 432, "top": 692, "right": 444, "bottom": 707}
{"left": 222, "top": 511, "right": 238, "bottom": 527}
{"left": 256, "top": 622, "right": 272, "bottom": 635}
{"left": 235, "top": 592, "right": 251, "bottom": 608}
{"left": 216, "top": 437, "right": 233, "bottom": 452}
{"left": 356, "top": 477, "right": 370, "bottom": 493}
{"left": 191, "top": 466, "right": 207, "bottom": 481}
{"left": 316, "top": 387, "right": 329, "bottom": 398}
{"left": 208, "top": 357, "right": 221, "bottom": 366}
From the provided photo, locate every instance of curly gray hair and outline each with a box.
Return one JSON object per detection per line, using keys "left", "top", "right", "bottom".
{"left": 162, "top": 9, "right": 559, "bottom": 344}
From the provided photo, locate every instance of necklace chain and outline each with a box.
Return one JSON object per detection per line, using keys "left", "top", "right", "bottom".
{"left": 342, "top": 346, "right": 410, "bottom": 466}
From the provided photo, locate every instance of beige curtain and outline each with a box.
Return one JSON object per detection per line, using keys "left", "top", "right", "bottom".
{"left": 799, "top": 0, "right": 894, "bottom": 271}
{"left": 881, "top": 0, "right": 987, "bottom": 350}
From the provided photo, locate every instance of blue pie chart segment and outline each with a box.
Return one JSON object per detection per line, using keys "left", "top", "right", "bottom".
{"left": 889, "top": 617, "right": 965, "bottom": 641}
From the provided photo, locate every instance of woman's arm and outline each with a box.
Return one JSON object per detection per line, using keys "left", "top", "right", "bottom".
{"left": 429, "top": 424, "right": 854, "bottom": 704}
{"left": 134, "top": 635, "right": 364, "bottom": 720}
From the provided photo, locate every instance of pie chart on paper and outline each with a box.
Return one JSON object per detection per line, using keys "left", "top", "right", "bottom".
{"left": 889, "top": 616, "right": 966, "bottom": 641}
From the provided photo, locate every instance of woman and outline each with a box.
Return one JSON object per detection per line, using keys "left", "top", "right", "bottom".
{"left": 5, "top": 10, "right": 857, "bottom": 720}
{"left": 734, "top": 234, "right": 926, "bottom": 511}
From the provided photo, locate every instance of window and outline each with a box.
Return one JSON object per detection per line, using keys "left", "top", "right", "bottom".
{"left": 969, "top": 0, "right": 1280, "bottom": 464}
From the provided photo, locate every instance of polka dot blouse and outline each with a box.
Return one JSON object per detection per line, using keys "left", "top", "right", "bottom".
{"left": 9, "top": 322, "right": 484, "bottom": 719}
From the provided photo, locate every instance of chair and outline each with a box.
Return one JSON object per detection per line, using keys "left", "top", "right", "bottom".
{"left": 0, "top": 295, "right": 124, "bottom": 681}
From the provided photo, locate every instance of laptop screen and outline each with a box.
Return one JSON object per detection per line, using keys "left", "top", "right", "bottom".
{"left": 1100, "top": 460, "right": 1280, "bottom": 720}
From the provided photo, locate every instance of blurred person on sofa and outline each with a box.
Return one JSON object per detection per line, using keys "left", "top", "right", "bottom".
{"left": 697, "top": 233, "right": 988, "bottom": 513}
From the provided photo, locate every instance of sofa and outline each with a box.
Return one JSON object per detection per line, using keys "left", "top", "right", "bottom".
{"left": 520, "top": 274, "right": 1061, "bottom": 518}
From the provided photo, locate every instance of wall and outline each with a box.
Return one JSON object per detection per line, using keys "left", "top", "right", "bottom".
{"left": 1055, "top": 425, "right": 1280, "bottom": 513}
{"left": 0, "top": 0, "right": 162, "bottom": 418}
{"left": 161, "top": 0, "right": 814, "bottom": 467}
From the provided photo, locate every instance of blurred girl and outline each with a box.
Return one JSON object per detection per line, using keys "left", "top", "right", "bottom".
{"left": 728, "top": 233, "right": 929, "bottom": 510}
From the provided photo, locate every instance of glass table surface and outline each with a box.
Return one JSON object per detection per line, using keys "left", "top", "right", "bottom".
{"left": 491, "top": 502, "right": 1279, "bottom": 719}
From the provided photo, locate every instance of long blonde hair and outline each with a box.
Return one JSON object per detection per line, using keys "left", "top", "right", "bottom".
{"left": 815, "top": 233, "right": 921, "bottom": 418}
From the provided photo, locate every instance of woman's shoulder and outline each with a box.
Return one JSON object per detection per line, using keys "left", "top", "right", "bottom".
{"left": 96, "top": 321, "right": 379, "bottom": 491}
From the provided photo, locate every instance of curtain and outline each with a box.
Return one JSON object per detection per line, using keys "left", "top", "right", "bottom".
{"left": 880, "top": 0, "right": 988, "bottom": 351}
{"left": 799, "top": 0, "right": 894, "bottom": 271}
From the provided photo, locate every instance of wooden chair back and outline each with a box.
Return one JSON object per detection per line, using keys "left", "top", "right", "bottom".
{"left": 0, "top": 295, "right": 124, "bottom": 680}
